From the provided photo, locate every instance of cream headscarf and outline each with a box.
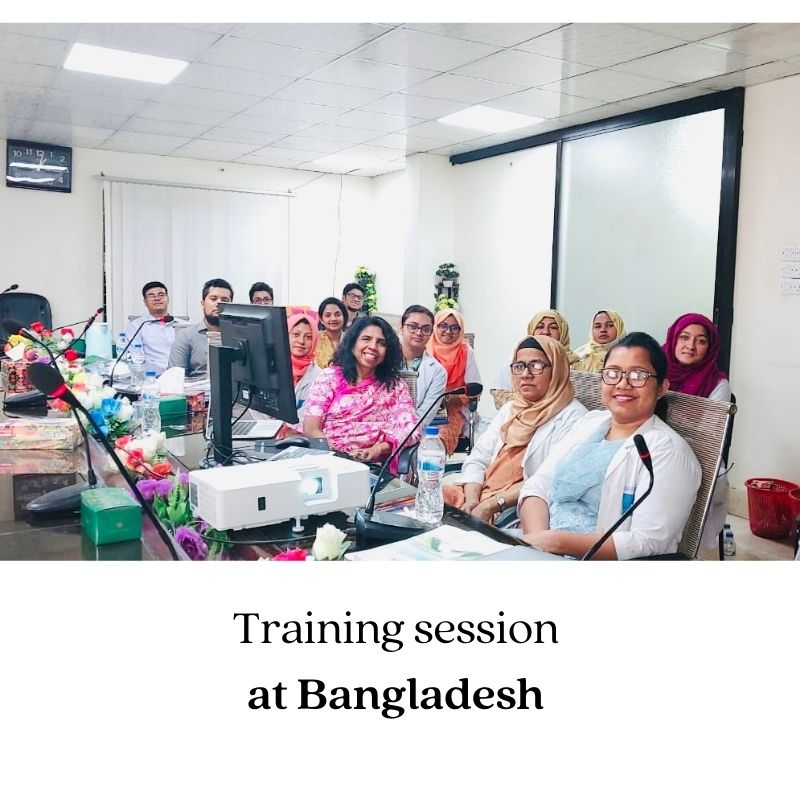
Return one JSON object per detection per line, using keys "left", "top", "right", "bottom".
{"left": 526, "top": 309, "right": 579, "bottom": 365}
{"left": 574, "top": 309, "right": 626, "bottom": 373}
{"left": 500, "top": 335, "right": 574, "bottom": 447}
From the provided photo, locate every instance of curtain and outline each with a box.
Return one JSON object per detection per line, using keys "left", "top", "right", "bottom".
{"left": 104, "top": 181, "right": 289, "bottom": 330}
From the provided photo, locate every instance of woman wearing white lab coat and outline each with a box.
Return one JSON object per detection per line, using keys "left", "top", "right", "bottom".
{"left": 518, "top": 333, "right": 701, "bottom": 560}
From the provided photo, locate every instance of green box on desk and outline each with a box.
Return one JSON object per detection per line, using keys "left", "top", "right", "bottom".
{"left": 159, "top": 395, "right": 186, "bottom": 417}
{"left": 80, "top": 488, "right": 142, "bottom": 545}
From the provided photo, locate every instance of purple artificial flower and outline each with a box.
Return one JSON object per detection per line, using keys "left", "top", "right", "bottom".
{"left": 137, "top": 479, "right": 159, "bottom": 501}
{"left": 175, "top": 525, "right": 209, "bottom": 561}
{"left": 36, "top": 355, "right": 50, "bottom": 364}
{"left": 179, "top": 472, "right": 190, "bottom": 485}
{"left": 154, "top": 479, "right": 173, "bottom": 498}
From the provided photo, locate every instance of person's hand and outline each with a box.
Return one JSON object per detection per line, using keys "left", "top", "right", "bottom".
{"left": 469, "top": 498, "right": 498, "bottom": 523}
{"left": 522, "top": 529, "right": 554, "bottom": 551}
{"left": 352, "top": 444, "right": 386, "bottom": 462}
{"left": 462, "top": 487, "right": 482, "bottom": 515}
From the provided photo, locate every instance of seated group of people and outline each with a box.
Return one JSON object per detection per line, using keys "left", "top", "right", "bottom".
{"left": 124, "top": 276, "right": 730, "bottom": 560}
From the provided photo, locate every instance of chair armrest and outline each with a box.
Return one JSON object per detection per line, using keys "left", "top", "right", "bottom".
{"left": 396, "top": 443, "right": 419, "bottom": 482}
{"left": 494, "top": 507, "right": 519, "bottom": 528}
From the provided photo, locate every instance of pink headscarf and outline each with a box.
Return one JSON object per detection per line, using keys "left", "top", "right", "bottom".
{"left": 287, "top": 313, "right": 319, "bottom": 386}
{"left": 662, "top": 312, "right": 726, "bottom": 397}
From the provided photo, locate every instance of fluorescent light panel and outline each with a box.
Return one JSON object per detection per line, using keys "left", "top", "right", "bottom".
{"left": 438, "top": 105, "right": 543, "bottom": 133}
{"left": 64, "top": 43, "right": 188, "bottom": 84}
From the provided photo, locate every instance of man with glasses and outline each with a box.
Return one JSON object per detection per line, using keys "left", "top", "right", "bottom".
{"left": 341, "top": 282, "right": 366, "bottom": 327}
{"left": 399, "top": 304, "right": 447, "bottom": 428}
{"left": 249, "top": 282, "right": 274, "bottom": 305}
{"left": 125, "top": 281, "right": 176, "bottom": 376}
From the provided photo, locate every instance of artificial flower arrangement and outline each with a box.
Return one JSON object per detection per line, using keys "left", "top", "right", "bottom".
{"left": 272, "top": 523, "right": 350, "bottom": 561}
{"left": 114, "top": 432, "right": 171, "bottom": 478}
{"left": 3, "top": 323, "right": 76, "bottom": 360}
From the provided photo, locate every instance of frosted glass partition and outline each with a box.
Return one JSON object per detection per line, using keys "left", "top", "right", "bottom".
{"left": 556, "top": 110, "right": 724, "bottom": 347}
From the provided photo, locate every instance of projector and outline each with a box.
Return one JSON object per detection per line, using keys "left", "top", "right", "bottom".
{"left": 188, "top": 453, "right": 370, "bottom": 531}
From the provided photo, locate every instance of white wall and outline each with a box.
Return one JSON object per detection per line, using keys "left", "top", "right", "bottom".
{"left": 0, "top": 142, "right": 374, "bottom": 327}
{"left": 370, "top": 171, "right": 406, "bottom": 315}
{"left": 729, "top": 74, "right": 800, "bottom": 489}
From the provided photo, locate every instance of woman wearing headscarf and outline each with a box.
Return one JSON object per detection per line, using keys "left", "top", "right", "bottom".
{"left": 426, "top": 308, "right": 481, "bottom": 455}
{"left": 284, "top": 312, "right": 321, "bottom": 427}
{"left": 573, "top": 309, "right": 626, "bottom": 373}
{"left": 444, "top": 336, "right": 586, "bottom": 523}
{"left": 663, "top": 312, "right": 732, "bottom": 552}
{"left": 490, "top": 308, "right": 578, "bottom": 409}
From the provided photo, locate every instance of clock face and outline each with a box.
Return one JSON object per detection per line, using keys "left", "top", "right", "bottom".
{"left": 6, "top": 139, "right": 72, "bottom": 193}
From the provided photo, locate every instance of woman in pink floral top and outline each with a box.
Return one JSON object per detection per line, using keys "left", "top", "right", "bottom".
{"left": 303, "top": 316, "right": 421, "bottom": 464}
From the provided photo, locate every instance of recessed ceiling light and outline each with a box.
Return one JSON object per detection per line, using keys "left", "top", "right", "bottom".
{"left": 311, "top": 153, "right": 397, "bottom": 173}
{"left": 438, "top": 105, "right": 544, "bottom": 133}
{"left": 64, "top": 43, "right": 188, "bottom": 84}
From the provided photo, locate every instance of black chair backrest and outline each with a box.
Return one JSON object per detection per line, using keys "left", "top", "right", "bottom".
{"left": 721, "top": 392, "right": 737, "bottom": 467}
{"left": 0, "top": 292, "right": 52, "bottom": 332}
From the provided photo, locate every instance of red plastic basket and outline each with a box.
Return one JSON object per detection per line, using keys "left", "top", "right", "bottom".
{"left": 745, "top": 479, "right": 800, "bottom": 538}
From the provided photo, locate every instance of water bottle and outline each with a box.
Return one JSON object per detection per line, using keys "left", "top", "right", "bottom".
{"left": 140, "top": 371, "right": 161, "bottom": 436}
{"left": 416, "top": 426, "right": 446, "bottom": 525}
{"left": 722, "top": 524, "right": 736, "bottom": 557}
{"left": 129, "top": 341, "right": 145, "bottom": 388}
{"left": 116, "top": 332, "right": 127, "bottom": 360}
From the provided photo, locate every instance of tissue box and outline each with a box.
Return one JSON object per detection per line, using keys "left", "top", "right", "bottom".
{"left": 1, "top": 361, "right": 35, "bottom": 394}
{"left": 80, "top": 488, "right": 142, "bottom": 545}
{"left": 0, "top": 417, "right": 82, "bottom": 450}
{"left": 158, "top": 395, "right": 187, "bottom": 417}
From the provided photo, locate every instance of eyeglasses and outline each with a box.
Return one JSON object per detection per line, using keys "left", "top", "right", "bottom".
{"left": 404, "top": 322, "right": 433, "bottom": 335}
{"left": 252, "top": 298, "right": 273, "bottom": 305}
{"left": 437, "top": 323, "right": 462, "bottom": 335}
{"left": 510, "top": 360, "right": 551, "bottom": 376}
{"left": 145, "top": 292, "right": 167, "bottom": 300}
{"left": 600, "top": 368, "right": 656, "bottom": 388}
{"left": 345, "top": 291, "right": 364, "bottom": 301}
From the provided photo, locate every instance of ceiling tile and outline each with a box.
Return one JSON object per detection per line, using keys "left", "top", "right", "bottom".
{"left": 150, "top": 84, "right": 261, "bottom": 113}
{"left": 121, "top": 116, "right": 210, "bottom": 138}
{"left": 27, "top": 121, "right": 113, "bottom": 148}
{"left": 235, "top": 153, "right": 307, "bottom": 168}
{"left": 366, "top": 132, "right": 452, "bottom": 153}
{"left": 402, "top": 23, "right": 566, "bottom": 48}
{"left": 102, "top": 130, "right": 191, "bottom": 155}
{"left": 72, "top": 23, "right": 222, "bottom": 61}
{"left": 171, "top": 140, "right": 258, "bottom": 160}
{"left": 348, "top": 28, "right": 499, "bottom": 72}
{"left": 245, "top": 145, "right": 330, "bottom": 163}
{"left": 359, "top": 91, "right": 470, "bottom": 119}
{"left": 137, "top": 101, "right": 235, "bottom": 127}
{"left": 36, "top": 105, "right": 132, "bottom": 130}
{"left": 702, "top": 23, "right": 800, "bottom": 60}
{"left": 42, "top": 88, "right": 144, "bottom": 116}
{"left": 336, "top": 143, "right": 407, "bottom": 160}
{"left": 220, "top": 114, "right": 309, "bottom": 135}
{"left": 174, "top": 63, "right": 295, "bottom": 97}
{"left": 268, "top": 135, "right": 345, "bottom": 155}
{"left": 689, "top": 59, "right": 800, "bottom": 91}
{"left": 453, "top": 49, "right": 593, "bottom": 87}
{"left": 618, "top": 85, "right": 714, "bottom": 111}
{"left": 52, "top": 70, "right": 162, "bottom": 100}
{"left": 243, "top": 97, "right": 342, "bottom": 124}
{"left": 300, "top": 123, "right": 383, "bottom": 144}
{"left": 615, "top": 43, "right": 768, "bottom": 84}
{"left": 0, "top": 119, "right": 33, "bottom": 139}
{"left": 179, "top": 23, "right": 238, "bottom": 36}
{"left": 305, "top": 57, "right": 436, "bottom": 92}
{"left": 199, "top": 36, "right": 335, "bottom": 77}
{"left": 544, "top": 69, "right": 676, "bottom": 103}
{"left": 332, "top": 109, "right": 422, "bottom": 133}
{"left": 400, "top": 119, "right": 486, "bottom": 144}
{"left": 515, "top": 23, "right": 685, "bottom": 68}
{"left": 0, "top": 61, "right": 57, "bottom": 89}
{"left": 0, "top": 83, "right": 43, "bottom": 119}
{"left": 401, "top": 73, "right": 522, "bottom": 103}
{"left": 0, "top": 24, "right": 81, "bottom": 41}
{"left": 628, "top": 23, "right": 751, "bottom": 42}
{"left": 272, "top": 79, "right": 387, "bottom": 108}
{"left": 199, "top": 127, "right": 285, "bottom": 147}
{"left": 233, "top": 23, "right": 394, "bottom": 55}
{"left": 0, "top": 31, "right": 69, "bottom": 67}
{"left": 486, "top": 87, "right": 603, "bottom": 118}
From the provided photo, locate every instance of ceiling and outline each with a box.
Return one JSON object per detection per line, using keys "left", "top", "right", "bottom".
{"left": 2, "top": 22, "right": 800, "bottom": 177}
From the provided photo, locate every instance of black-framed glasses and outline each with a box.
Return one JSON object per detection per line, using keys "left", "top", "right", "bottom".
{"left": 600, "top": 368, "right": 656, "bottom": 388}
{"left": 145, "top": 292, "right": 167, "bottom": 300}
{"left": 510, "top": 360, "right": 551, "bottom": 376}
{"left": 404, "top": 322, "right": 433, "bottom": 335}
{"left": 345, "top": 291, "right": 364, "bottom": 301}
{"left": 252, "top": 297, "right": 273, "bottom": 305}
{"left": 437, "top": 322, "right": 461, "bottom": 335}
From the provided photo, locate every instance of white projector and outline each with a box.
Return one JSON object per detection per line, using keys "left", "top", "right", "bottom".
{"left": 188, "top": 453, "right": 371, "bottom": 531}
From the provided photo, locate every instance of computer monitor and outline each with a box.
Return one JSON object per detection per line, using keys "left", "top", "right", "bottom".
{"left": 209, "top": 303, "right": 298, "bottom": 464}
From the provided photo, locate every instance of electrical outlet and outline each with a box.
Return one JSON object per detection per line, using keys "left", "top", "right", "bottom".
{"left": 781, "top": 261, "right": 800, "bottom": 279}
{"left": 781, "top": 245, "right": 800, "bottom": 260}
{"left": 779, "top": 277, "right": 800, "bottom": 295}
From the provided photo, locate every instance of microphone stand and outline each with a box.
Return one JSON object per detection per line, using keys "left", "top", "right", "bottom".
{"left": 70, "top": 307, "right": 105, "bottom": 350}
{"left": 354, "top": 384, "right": 474, "bottom": 544}
{"left": 108, "top": 316, "right": 171, "bottom": 388}
{"left": 581, "top": 435, "right": 654, "bottom": 561}
{"left": 27, "top": 362, "right": 181, "bottom": 559}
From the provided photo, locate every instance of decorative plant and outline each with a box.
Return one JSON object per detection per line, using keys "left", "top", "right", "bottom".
{"left": 354, "top": 266, "right": 378, "bottom": 313}
{"left": 435, "top": 263, "right": 459, "bottom": 282}
{"left": 435, "top": 295, "right": 459, "bottom": 312}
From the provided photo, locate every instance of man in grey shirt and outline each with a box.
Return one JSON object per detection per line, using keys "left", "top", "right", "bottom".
{"left": 168, "top": 278, "right": 233, "bottom": 377}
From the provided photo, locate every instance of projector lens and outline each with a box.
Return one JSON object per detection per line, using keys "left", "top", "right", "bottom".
{"left": 300, "top": 476, "right": 323, "bottom": 497}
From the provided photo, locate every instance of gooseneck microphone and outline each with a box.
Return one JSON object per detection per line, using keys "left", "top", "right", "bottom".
{"left": 70, "top": 306, "right": 106, "bottom": 348}
{"left": 1, "top": 283, "right": 19, "bottom": 294}
{"left": 108, "top": 315, "right": 174, "bottom": 386}
{"left": 26, "top": 362, "right": 180, "bottom": 559}
{"left": 581, "top": 434, "right": 654, "bottom": 561}
{"left": 354, "top": 381, "right": 483, "bottom": 542}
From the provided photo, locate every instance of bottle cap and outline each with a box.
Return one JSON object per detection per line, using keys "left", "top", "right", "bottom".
{"left": 424, "top": 426, "right": 439, "bottom": 435}
{"left": 145, "top": 371, "right": 156, "bottom": 377}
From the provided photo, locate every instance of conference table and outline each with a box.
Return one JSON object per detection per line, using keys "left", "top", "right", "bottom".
{"left": 0, "top": 395, "right": 525, "bottom": 561}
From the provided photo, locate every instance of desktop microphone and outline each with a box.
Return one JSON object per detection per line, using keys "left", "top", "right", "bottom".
{"left": 108, "top": 314, "right": 174, "bottom": 387}
{"left": 26, "top": 362, "right": 180, "bottom": 559}
{"left": 354, "top": 381, "right": 483, "bottom": 543}
{"left": 581, "top": 434, "right": 655, "bottom": 561}
{"left": 1, "top": 283, "right": 19, "bottom": 294}
{"left": 70, "top": 306, "right": 106, "bottom": 347}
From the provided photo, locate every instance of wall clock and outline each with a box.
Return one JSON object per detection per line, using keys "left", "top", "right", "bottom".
{"left": 6, "top": 139, "right": 72, "bottom": 193}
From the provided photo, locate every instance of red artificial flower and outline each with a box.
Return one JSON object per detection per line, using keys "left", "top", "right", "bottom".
{"left": 115, "top": 435, "right": 132, "bottom": 448}
{"left": 152, "top": 462, "right": 172, "bottom": 477}
{"left": 24, "top": 349, "right": 38, "bottom": 362}
{"left": 60, "top": 328, "right": 74, "bottom": 337}
{"left": 272, "top": 548, "right": 308, "bottom": 561}
{"left": 41, "top": 329, "right": 52, "bottom": 338}
{"left": 30, "top": 321, "right": 44, "bottom": 333}
{"left": 64, "top": 349, "right": 79, "bottom": 362}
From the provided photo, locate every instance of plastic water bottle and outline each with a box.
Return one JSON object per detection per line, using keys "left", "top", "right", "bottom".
{"left": 416, "top": 426, "right": 446, "bottom": 525}
{"left": 129, "top": 341, "right": 145, "bottom": 388}
{"left": 116, "top": 332, "right": 127, "bottom": 360}
{"left": 140, "top": 371, "right": 161, "bottom": 436}
{"left": 723, "top": 524, "right": 736, "bottom": 557}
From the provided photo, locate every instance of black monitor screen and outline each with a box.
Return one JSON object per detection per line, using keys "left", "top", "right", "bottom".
{"left": 219, "top": 303, "right": 298, "bottom": 425}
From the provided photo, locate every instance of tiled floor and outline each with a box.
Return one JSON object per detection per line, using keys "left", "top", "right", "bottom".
{"left": 698, "top": 513, "right": 795, "bottom": 561}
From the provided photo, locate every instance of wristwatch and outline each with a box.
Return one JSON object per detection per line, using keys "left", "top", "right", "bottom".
{"left": 496, "top": 495, "right": 506, "bottom": 510}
